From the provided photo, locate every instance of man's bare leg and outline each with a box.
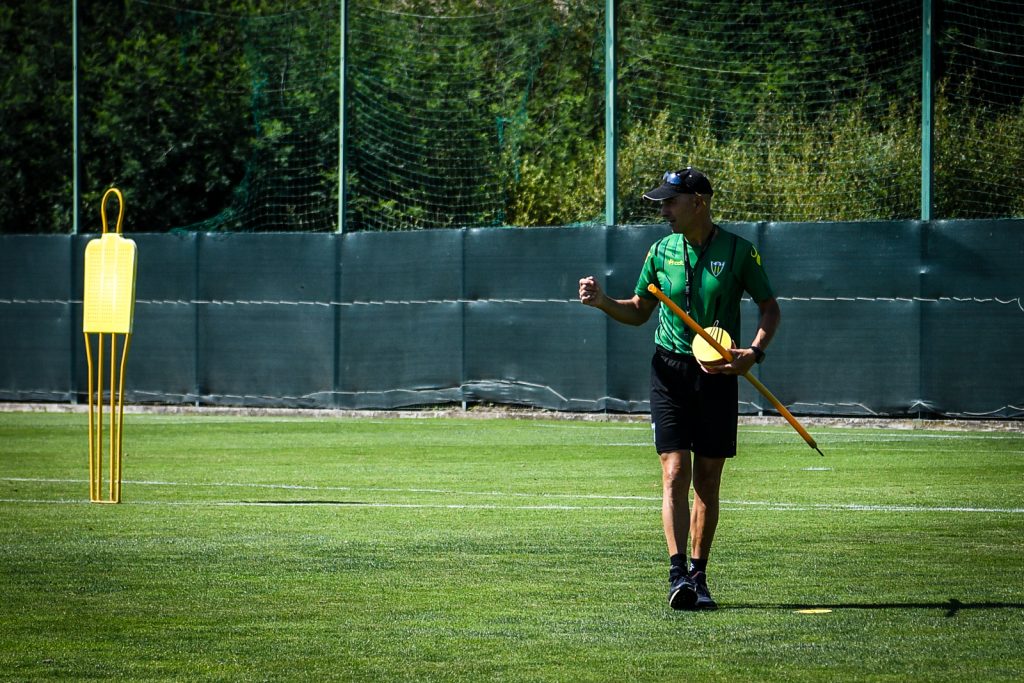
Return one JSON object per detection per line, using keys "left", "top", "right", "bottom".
{"left": 660, "top": 450, "right": 692, "bottom": 556}
{"left": 689, "top": 455, "right": 726, "bottom": 610}
{"left": 661, "top": 450, "right": 697, "bottom": 609}
{"left": 690, "top": 455, "right": 725, "bottom": 560}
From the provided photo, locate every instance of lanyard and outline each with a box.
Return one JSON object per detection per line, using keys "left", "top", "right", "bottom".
{"left": 683, "top": 225, "right": 716, "bottom": 317}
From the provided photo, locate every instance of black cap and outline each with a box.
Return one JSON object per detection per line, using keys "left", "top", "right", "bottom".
{"left": 643, "top": 167, "right": 714, "bottom": 200}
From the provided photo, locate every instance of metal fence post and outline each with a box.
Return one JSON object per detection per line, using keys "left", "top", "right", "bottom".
{"left": 337, "top": 0, "right": 348, "bottom": 234}
{"left": 921, "top": 0, "right": 934, "bottom": 221}
{"left": 604, "top": 0, "right": 617, "bottom": 227}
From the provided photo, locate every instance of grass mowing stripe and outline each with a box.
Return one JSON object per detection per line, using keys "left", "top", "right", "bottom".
{"left": 2, "top": 477, "right": 661, "bottom": 501}
{"left": 0, "top": 499, "right": 656, "bottom": 511}
{"left": 5, "top": 498, "right": 1024, "bottom": 514}
{"left": 534, "top": 423, "right": 1021, "bottom": 441}
{"left": 742, "top": 429, "right": 1022, "bottom": 440}
{"left": 4, "top": 477, "right": 1023, "bottom": 513}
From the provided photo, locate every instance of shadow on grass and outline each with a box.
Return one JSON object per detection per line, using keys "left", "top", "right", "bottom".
{"left": 248, "top": 500, "right": 370, "bottom": 506}
{"left": 732, "top": 599, "right": 1024, "bottom": 617}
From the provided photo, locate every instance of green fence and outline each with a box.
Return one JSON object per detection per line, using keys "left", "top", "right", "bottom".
{"left": 2, "top": 221, "right": 1021, "bottom": 418}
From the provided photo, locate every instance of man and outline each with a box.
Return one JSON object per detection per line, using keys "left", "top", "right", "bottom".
{"left": 578, "top": 167, "right": 780, "bottom": 611}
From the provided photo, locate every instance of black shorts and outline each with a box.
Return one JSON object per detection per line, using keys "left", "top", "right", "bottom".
{"left": 650, "top": 346, "right": 738, "bottom": 457}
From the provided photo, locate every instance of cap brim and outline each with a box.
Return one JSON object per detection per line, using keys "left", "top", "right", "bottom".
{"left": 642, "top": 183, "right": 684, "bottom": 201}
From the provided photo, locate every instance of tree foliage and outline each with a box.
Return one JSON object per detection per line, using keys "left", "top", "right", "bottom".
{"left": 0, "top": 3, "right": 73, "bottom": 234}
{"left": 2, "top": 0, "right": 1023, "bottom": 233}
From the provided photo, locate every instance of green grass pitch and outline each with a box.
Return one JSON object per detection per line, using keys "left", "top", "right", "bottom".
{"left": 1, "top": 411, "right": 1022, "bottom": 681}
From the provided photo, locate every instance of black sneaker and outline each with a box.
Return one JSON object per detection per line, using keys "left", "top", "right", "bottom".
{"left": 668, "top": 570, "right": 697, "bottom": 610}
{"left": 690, "top": 570, "right": 718, "bottom": 611}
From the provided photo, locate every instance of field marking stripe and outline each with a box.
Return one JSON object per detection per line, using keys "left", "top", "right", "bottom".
{"left": 216, "top": 502, "right": 645, "bottom": 511}
{"left": 1, "top": 498, "right": 1022, "bottom": 513}
{"left": 2, "top": 478, "right": 1022, "bottom": 513}
{"left": 0, "top": 499, "right": 649, "bottom": 511}
{"left": 533, "top": 424, "right": 1024, "bottom": 440}
{"left": 0, "top": 481, "right": 655, "bottom": 501}
{"left": 719, "top": 500, "right": 1024, "bottom": 513}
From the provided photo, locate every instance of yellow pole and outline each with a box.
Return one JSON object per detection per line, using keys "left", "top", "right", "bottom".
{"left": 85, "top": 333, "right": 95, "bottom": 501}
{"left": 115, "top": 333, "right": 131, "bottom": 502}
{"left": 108, "top": 334, "right": 116, "bottom": 500}
{"left": 647, "top": 283, "right": 823, "bottom": 456}
{"left": 97, "top": 333, "right": 105, "bottom": 498}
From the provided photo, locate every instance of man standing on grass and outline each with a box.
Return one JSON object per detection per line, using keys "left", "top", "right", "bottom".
{"left": 578, "top": 167, "right": 780, "bottom": 611}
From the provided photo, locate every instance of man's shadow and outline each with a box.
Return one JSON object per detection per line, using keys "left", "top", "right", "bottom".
{"left": 251, "top": 500, "right": 369, "bottom": 506}
{"left": 730, "top": 599, "right": 1024, "bottom": 617}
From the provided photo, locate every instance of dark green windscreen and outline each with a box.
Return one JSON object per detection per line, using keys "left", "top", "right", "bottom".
{"left": 1, "top": 222, "right": 1020, "bottom": 418}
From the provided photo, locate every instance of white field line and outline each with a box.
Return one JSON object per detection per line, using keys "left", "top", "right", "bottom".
{"left": 2, "top": 477, "right": 1022, "bottom": 514}
{"left": 0, "top": 499, "right": 648, "bottom": 511}
{"left": 603, "top": 443, "right": 1024, "bottom": 455}
{"left": 1, "top": 477, "right": 656, "bottom": 501}
{"left": 535, "top": 424, "right": 1024, "bottom": 441}
{"left": 754, "top": 431, "right": 1023, "bottom": 441}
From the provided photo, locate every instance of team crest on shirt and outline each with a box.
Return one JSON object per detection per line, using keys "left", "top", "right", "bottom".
{"left": 710, "top": 260, "right": 726, "bottom": 277}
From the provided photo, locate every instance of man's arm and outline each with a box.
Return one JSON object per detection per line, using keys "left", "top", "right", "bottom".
{"left": 749, "top": 296, "right": 781, "bottom": 353}
{"left": 703, "top": 297, "right": 781, "bottom": 376}
{"left": 578, "top": 275, "right": 658, "bottom": 326}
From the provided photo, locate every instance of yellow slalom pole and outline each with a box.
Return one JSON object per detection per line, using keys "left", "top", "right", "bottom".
{"left": 108, "top": 333, "right": 117, "bottom": 500}
{"left": 647, "top": 284, "right": 823, "bottom": 456}
{"left": 85, "top": 332, "right": 97, "bottom": 501}
{"left": 114, "top": 333, "right": 131, "bottom": 502}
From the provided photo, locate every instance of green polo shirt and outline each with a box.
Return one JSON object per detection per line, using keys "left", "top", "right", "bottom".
{"left": 635, "top": 227, "right": 774, "bottom": 356}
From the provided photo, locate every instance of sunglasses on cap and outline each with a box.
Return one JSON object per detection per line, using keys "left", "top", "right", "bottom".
{"left": 662, "top": 168, "right": 695, "bottom": 187}
{"left": 657, "top": 167, "right": 713, "bottom": 196}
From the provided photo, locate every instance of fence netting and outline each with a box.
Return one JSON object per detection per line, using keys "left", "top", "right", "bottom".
{"left": 6, "top": 1, "right": 1022, "bottom": 235}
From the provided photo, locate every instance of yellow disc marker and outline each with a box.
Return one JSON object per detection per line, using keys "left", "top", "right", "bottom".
{"left": 691, "top": 326, "right": 732, "bottom": 366}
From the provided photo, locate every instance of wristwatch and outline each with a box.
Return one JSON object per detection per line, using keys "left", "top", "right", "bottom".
{"left": 750, "top": 345, "right": 765, "bottom": 364}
